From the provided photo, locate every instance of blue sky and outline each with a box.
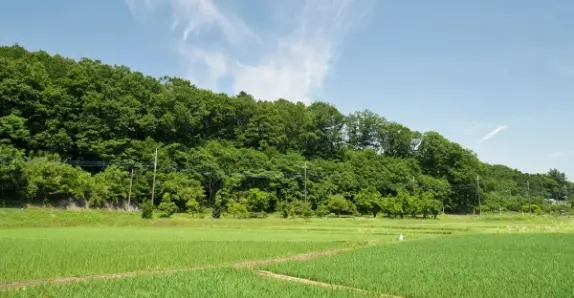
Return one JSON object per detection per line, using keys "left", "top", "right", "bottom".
{"left": 1, "top": 0, "right": 573, "bottom": 179}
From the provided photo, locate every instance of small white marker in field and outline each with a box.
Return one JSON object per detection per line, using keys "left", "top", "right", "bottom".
{"left": 399, "top": 234, "right": 404, "bottom": 241}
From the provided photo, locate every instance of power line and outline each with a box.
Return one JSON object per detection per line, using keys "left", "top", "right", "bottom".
{"left": 0, "top": 154, "right": 514, "bottom": 200}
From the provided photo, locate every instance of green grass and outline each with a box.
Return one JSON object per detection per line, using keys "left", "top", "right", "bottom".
{"left": 0, "top": 209, "right": 451, "bottom": 283}
{"left": 3, "top": 208, "right": 574, "bottom": 297}
{"left": 2, "top": 208, "right": 573, "bottom": 238}
{"left": 0, "top": 227, "right": 364, "bottom": 282}
{"left": 0, "top": 208, "right": 145, "bottom": 228}
{"left": 263, "top": 233, "right": 574, "bottom": 298}
{"left": 0, "top": 226, "right": 394, "bottom": 242}
{"left": 1, "top": 268, "right": 375, "bottom": 298}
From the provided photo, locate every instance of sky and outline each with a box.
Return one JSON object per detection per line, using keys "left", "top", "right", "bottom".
{"left": 1, "top": 0, "right": 573, "bottom": 180}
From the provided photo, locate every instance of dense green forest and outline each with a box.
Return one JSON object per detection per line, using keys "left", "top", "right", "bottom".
{"left": 0, "top": 44, "right": 572, "bottom": 218}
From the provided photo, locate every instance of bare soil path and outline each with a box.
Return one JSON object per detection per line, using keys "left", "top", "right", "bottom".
{"left": 256, "top": 270, "right": 403, "bottom": 298}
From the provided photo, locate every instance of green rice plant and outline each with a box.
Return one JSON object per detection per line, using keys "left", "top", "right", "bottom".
{"left": 2, "top": 268, "right": 376, "bottom": 298}
{"left": 263, "top": 234, "right": 574, "bottom": 298}
{"left": 0, "top": 229, "right": 351, "bottom": 282}
{"left": 0, "top": 226, "right": 400, "bottom": 242}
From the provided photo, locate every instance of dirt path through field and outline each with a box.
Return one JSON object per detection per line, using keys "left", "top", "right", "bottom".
{"left": 231, "top": 246, "right": 355, "bottom": 268}
{"left": 0, "top": 265, "right": 216, "bottom": 289}
{"left": 256, "top": 270, "right": 403, "bottom": 298}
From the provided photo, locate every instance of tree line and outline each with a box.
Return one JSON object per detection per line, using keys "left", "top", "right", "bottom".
{"left": 0, "top": 44, "right": 572, "bottom": 218}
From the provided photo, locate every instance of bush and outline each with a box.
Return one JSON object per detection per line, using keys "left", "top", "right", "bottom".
{"left": 249, "top": 212, "right": 267, "bottom": 219}
{"left": 420, "top": 196, "right": 442, "bottom": 219}
{"left": 315, "top": 204, "right": 330, "bottom": 217}
{"left": 277, "top": 201, "right": 293, "bottom": 218}
{"left": 480, "top": 204, "right": 492, "bottom": 213}
{"left": 550, "top": 204, "right": 571, "bottom": 214}
{"left": 522, "top": 204, "right": 542, "bottom": 215}
{"left": 141, "top": 200, "right": 154, "bottom": 219}
{"left": 506, "top": 201, "right": 522, "bottom": 212}
{"left": 302, "top": 208, "right": 315, "bottom": 218}
{"left": 185, "top": 199, "right": 201, "bottom": 215}
{"left": 227, "top": 200, "right": 249, "bottom": 218}
{"left": 327, "top": 194, "right": 355, "bottom": 216}
{"left": 380, "top": 196, "right": 404, "bottom": 218}
{"left": 245, "top": 188, "right": 271, "bottom": 213}
{"left": 291, "top": 200, "right": 314, "bottom": 218}
{"left": 326, "top": 212, "right": 338, "bottom": 218}
{"left": 211, "top": 204, "right": 221, "bottom": 219}
{"left": 158, "top": 200, "right": 178, "bottom": 218}
{"left": 354, "top": 187, "right": 382, "bottom": 216}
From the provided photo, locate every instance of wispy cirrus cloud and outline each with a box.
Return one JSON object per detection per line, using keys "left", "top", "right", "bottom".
{"left": 463, "top": 122, "right": 495, "bottom": 133}
{"left": 478, "top": 125, "right": 508, "bottom": 144}
{"left": 124, "top": 0, "right": 374, "bottom": 103}
{"left": 549, "top": 150, "right": 574, "bottom": 158}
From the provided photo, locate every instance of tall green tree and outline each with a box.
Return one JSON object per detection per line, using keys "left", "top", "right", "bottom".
{"left": 1, "top": 44, "right": 571, "bottom": 216}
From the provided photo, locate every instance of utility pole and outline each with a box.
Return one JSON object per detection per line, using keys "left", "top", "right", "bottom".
{"left": 151, "top": 148, "right": 158, "bottom": 206}
{"left": 527, "top": 181, "right": 531, "bottom": 217}
{"left": 302, "top": 162, "right": 308, "bottom": 204}
{"left": 477, "top": 175, "right": 481, "bottom": 216}
{"left": 127, "top": 168, "right": 135, "bottom": 211}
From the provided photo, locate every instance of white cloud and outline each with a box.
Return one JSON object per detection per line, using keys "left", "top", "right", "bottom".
{"left": 124, "top": 0, "right": 374, "bottom": 103}
{"left": 549, "top": 150, "right": 574, "bottom": 158}
{"left": 463, "top": 122, "right": 494, "bottom": 133}
{"left": 177, "top": 45, "right": 229, "bottom": 91}
{"left": 478, "top": 125, "right": 508, "bottom": 144}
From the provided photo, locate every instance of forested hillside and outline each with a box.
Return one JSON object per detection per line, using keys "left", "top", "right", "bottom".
{"left": 0, "top": 44, "right": 572, "bottom": 217}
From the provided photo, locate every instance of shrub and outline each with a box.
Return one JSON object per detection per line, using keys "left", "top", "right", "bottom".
{"left": 420, "top": 192, "right": 442, "bottom": 219}
{"left": 291, "top": 201, "right": 314, "bottom": 218}
{"left": 141, "top": 200, "right": 154, "bottom": 219}
{"left": 281, "top": 208, "right": 289, "bottom": 218}
{"left": 506, "top": 201, "right": 522, "bottom": 212}
{"left": 301, "top": 208, "right": 314, "bottom": 218}
{"left": 227, "top": 200, "right": 249, "bottom": 218}
{"left": 185, "top": 199, "right": 201, "bottom": 215}
{"left": 315, "top": 204, "right": 330, "bottom": 217}
{"left": 327, "top": 194, "right": 355, "bottom": 216}
{"left": 380, "top": 196, "right": 404, "bottom": 218}
{"left": 211, "top": 205, "right": 221, "bottom": 219}
{"left": 277, "top": 201, "right": 293, "bottom": 218}
{"left": 480, "top": 204, "right": 492, "bottom": 213}
{"left": 522, "top": 204, "right": 542, "bottom": 215}
{"left": 550, "top": 204, "right": 571, "bottom": 214}
{"left": 249, "top": 212, "right": 267, "bottom": 219}
{"left": 245, "top": 188, "right": 271, "bottom": 213}
{"left": 354, "top": 187, "right": 382, "bottom": 216}
{"left": 158, "top": 200, "right": 178, "bottom": 218}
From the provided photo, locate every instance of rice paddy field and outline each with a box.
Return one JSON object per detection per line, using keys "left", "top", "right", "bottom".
{"left": 1, "top": 208, "right": 573, "bottom": 297}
